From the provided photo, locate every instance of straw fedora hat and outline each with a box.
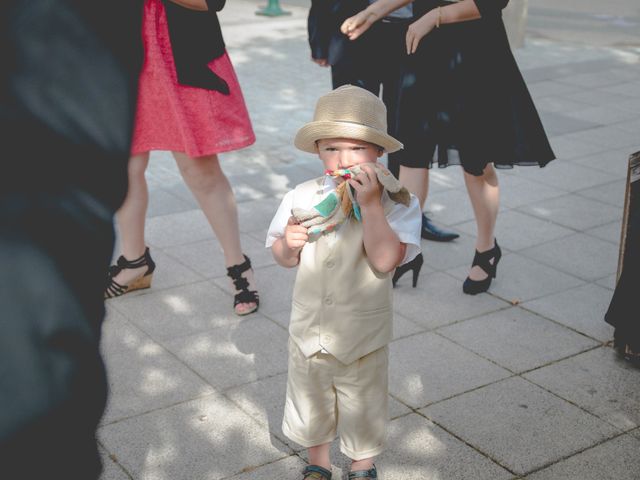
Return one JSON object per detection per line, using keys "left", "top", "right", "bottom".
{"left": 294, "top": 85, "right": 403, "bottom": 154}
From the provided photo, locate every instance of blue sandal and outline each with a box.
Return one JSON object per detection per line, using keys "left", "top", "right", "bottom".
{"left": 303, "top": 465, "right": 332, "bottom": 480}
{"left": 348, "top": 465, "right": 377, "bottom": 479}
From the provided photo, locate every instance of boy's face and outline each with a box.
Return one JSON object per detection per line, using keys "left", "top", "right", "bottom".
{"left": 316, "top": 138, "right": 383, "bottom": 171}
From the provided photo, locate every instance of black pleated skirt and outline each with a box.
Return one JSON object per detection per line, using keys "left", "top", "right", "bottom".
{"left": 391, "top": 9, "right": 556, "bottom": 176}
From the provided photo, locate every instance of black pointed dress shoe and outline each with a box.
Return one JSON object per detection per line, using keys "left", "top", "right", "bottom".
{"left": 422, "top": 214, "right": 459, "bottom": 242}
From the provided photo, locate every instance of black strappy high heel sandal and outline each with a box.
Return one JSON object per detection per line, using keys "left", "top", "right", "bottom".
{"left": 392, "top": 253, "right": 423, "bottom": 288}
{"left": 105, "top": 247, "right": 156, "bottom": 299}
{"left": 226, "top": 254, "right": 259, "bottom": 316}
{"left": 463, "top": 239, "right": 501, "bottom": 295}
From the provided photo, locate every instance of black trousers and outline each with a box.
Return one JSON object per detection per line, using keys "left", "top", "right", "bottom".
{"left": 330, "top": 19, "right": 414, "bottom": 177}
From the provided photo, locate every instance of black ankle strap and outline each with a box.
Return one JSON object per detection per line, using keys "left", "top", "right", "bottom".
{"left": 471, "top": 241, "right": 500, "bottom": 278}
{"left": 116, "top": 247, "right": 151, "bottom": 269}
{"left": 226, "top": 254, "right": 252, "bottom": 279}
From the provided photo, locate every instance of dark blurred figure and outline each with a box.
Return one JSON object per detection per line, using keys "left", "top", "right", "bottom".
{"left": 0, "top": 1, "right": 142, "bottom": 478}
{"left": 606, "top": 151, "right": 640, "bottom": 367}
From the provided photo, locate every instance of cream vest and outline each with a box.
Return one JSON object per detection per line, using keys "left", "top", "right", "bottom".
{"left": 289, "top": 177, "right": 393, "bottom": 365}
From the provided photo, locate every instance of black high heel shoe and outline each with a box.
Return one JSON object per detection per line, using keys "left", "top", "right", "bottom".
{"left": 422, "top": 213, "right": 459, "bottom": 242}
{"left": 226, "top": 254, "right": 259, "bottom": 316}
{"left": 105, "top": 247, "right": 156, "bottom": 299}
{"left": 463, "top": 240, "right": 501, "bottom": 295}
{"left": 392, "top": 253, "right": 423, "bottom": 288}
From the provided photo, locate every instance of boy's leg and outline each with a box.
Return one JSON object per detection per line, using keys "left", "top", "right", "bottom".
{"left": 308, "top": 442, "right": 332, "bottom": 471}
{"left": 283, "top": 340, "right": 338, "bottom": 467}
{"left": 334, "top": 346, "right": 389, "bottom": 471}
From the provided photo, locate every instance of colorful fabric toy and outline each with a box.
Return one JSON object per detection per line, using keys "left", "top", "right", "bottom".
{"left": 291, "top": 163, "right": 411, "bottom": 242}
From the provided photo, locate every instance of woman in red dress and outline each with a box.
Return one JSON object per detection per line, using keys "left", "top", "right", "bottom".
{"left": 105, "top": 0, "right": 259, "bottom": 315}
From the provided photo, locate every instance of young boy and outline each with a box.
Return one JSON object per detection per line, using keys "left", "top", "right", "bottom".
{"left": 266, "top": 85, "right": 422, "bottom": 480}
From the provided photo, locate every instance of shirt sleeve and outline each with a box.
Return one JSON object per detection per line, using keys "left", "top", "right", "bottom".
{"left": 473, "top": 0, "right": 509, "bottom": 18}
{"left": 265, "top": 190, "right": 295, "bottom": 248}
{"left": 386, "top": 193, "right": 422, "bottom": 265}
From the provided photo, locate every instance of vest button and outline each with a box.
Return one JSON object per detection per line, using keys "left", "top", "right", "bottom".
{"left": 324, "top": 296, "right": 333, "bottom": 305}
{"left": 322, "top": 335, "right": 333, "bottom": 344}
{"left": 326, "top": 260, "right": 335, "bottom": 269}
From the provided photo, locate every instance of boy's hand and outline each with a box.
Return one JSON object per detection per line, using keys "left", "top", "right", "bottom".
{"left": 284, "top": 216, "right": 309, "bottom": 251}
{"left": 347, "top": 163, "right": 382, "bottom": 209}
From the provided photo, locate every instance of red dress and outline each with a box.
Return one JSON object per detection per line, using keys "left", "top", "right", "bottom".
{"left": 131, "top": 0, "right": 255, "bottom": 158}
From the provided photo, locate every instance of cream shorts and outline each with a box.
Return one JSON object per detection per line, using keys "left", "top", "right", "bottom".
{"left": 282, "top": 338, "right": 389, "bottom": 461}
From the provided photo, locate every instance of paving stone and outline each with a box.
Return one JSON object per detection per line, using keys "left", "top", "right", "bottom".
{"left": 586, "top": 220, "right": 623, "bottom": 245}
{"left": 237, "top": 197, "right": 289, "bottom": 234}
{"left": 596, "top": 273, "right": 618, "bottom": 291}
{"left": 524, "top": 347, "right": 640, "bottom": 430}
{"left": 392, "top": 313, "right": 427, "bottom": 340}
{"left": 393, "top": 271, "right": 509, "bottom": 330}
{"left": 419, "top": 233, "right": 479, "bottom": 272}
{"left": 563, "top": 105, "right": 640, "bottom": 125}
{"left": 555, "top": 70, "right": 630, "bottom": 89}
{"left": 99, "top": 446, "right": 131, "bottom": 480}
{"left": 423, "top": 188, "right": 476, "bottom": 226}
{"left": 576, "top": 179, "right": 626, "bottom": 208}
{"left": 163, "top": 234, "right": 275, "bottom": 280}
{"left": 98, "top": 393, "right": 291, "bottom": 480}
{"left": 101, "top": 335, "right": 215, "bottom": 425}
{"left": 525, "top": 434, "right": 640, "bottom": 480}
{"left": 565, "top": 89, "right": 638, "bottom": 108}
{"left": 102, "top": 305, "right": 154, "bottom": 356}
{"left": 437, "top": 307, "right": 598, "bottom": 373}
{"left": 522, "top": 283, "right": 615, "bottom": 342}
{"left": 631, "top": 428, "right": 640, "bottom": 442}
{"left": 603, "top": 81, "right": 640, "bottom": 99}
{"left": 517, "top": 194, "right": 621, "bottom": 231}
{"left": 421, "top": 377, "right": 619, "bottom": 476}
{"left": 548, "top": 134, "right": 610, "bottom": 160}
{"left": 569, "top": 126, "right": 640, "bottom": 150}
{"left": 528, "top": 80, "right": 580, "bottom": 98}
{"left": 498, "top": 173, "right": 566, "bottom": 209}
{"left": 520, "top": 233, "right": 618, "bottom": 281}
{"left": 569, "top": 147, "right": 633, "bottom": 177}
{"left": 212, "top": 263, "right": 297, "bottom": 315}
{"left": 521, "top": 160, "right": 619, "bottom": 192}
{"left": 615, "top": 116, "right": 640, "bottom": 134}
{"left": 162, "top": 314, "right": 289, "bottom": 390}
{"left": 376, "top": 414, "right": 512, "bottom": 480}
{"left": 455, "top": 210, "right": 574, "bottom": 252}
{"left": 146, "top": 188, "right": 197, "bottom": 218}
{"left": 427, "top": 168, "right": 467, "bottom": 192}
{"left": 145, "top": 210, "right": 217, "bottom": 248}
{"left": 447, "top": 253, "right": 585, "bottom": 303}
{"left": 113, "top": 280, "right": 239, "bottom": 342}
{"left": 538, "top": 110, "right": 600, "bottom": 136}
{"left": 535, "top": 95, "right": 592, "bottom": 114}
{"left": 389, "top": 332, "right": 511, "bottom": 408}
{"left": 226, "top": 455, "right": 307, "bottom": 480}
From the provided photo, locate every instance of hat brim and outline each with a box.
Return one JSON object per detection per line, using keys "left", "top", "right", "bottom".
{"left": 294, "top": 121, "right": 403, "bottom": 154}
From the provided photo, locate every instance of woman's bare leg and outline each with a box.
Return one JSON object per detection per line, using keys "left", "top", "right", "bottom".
{"left": 399, "top": 165, "right": 429, "bottom": 208}
{"left": 112, "top": 153, "right": 151, "bottom": 284}
{"left": 463, "top": 163, "right": 499, "bottom": 281}
{"left": 173, "top": 152, "right": 257, "bottom": 314}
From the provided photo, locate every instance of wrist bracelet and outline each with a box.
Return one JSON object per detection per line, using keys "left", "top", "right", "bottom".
{"left": 436, "top": 6, "right": 442, "bottom": 28}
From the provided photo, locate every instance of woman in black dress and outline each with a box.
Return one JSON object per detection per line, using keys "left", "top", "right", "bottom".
{"left": 342, "top": 0, "right": 555, "bottom": 295}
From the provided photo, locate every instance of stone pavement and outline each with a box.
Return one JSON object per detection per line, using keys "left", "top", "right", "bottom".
{"left": 99, "top": 2, "right": 640, "bottom": 479}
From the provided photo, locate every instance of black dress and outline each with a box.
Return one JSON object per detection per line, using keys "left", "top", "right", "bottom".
{"left": 395, "top": 0, "right": 555, "bottom": 176}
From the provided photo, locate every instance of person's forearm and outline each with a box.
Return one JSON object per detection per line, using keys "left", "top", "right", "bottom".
{"left": 167, "top": 0, "right": 208, "bottom": 11}
{"left": 365, "top": 0, "right": 413, "bottom": 23}
{"left": 361, "top": 204, "right": 403, "bottom": 273}
{"left": 271, "top": 238, "right": 301, "bottom": 268}
{"left": 439, "top": 0, "right": 481, "bottom": 25}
